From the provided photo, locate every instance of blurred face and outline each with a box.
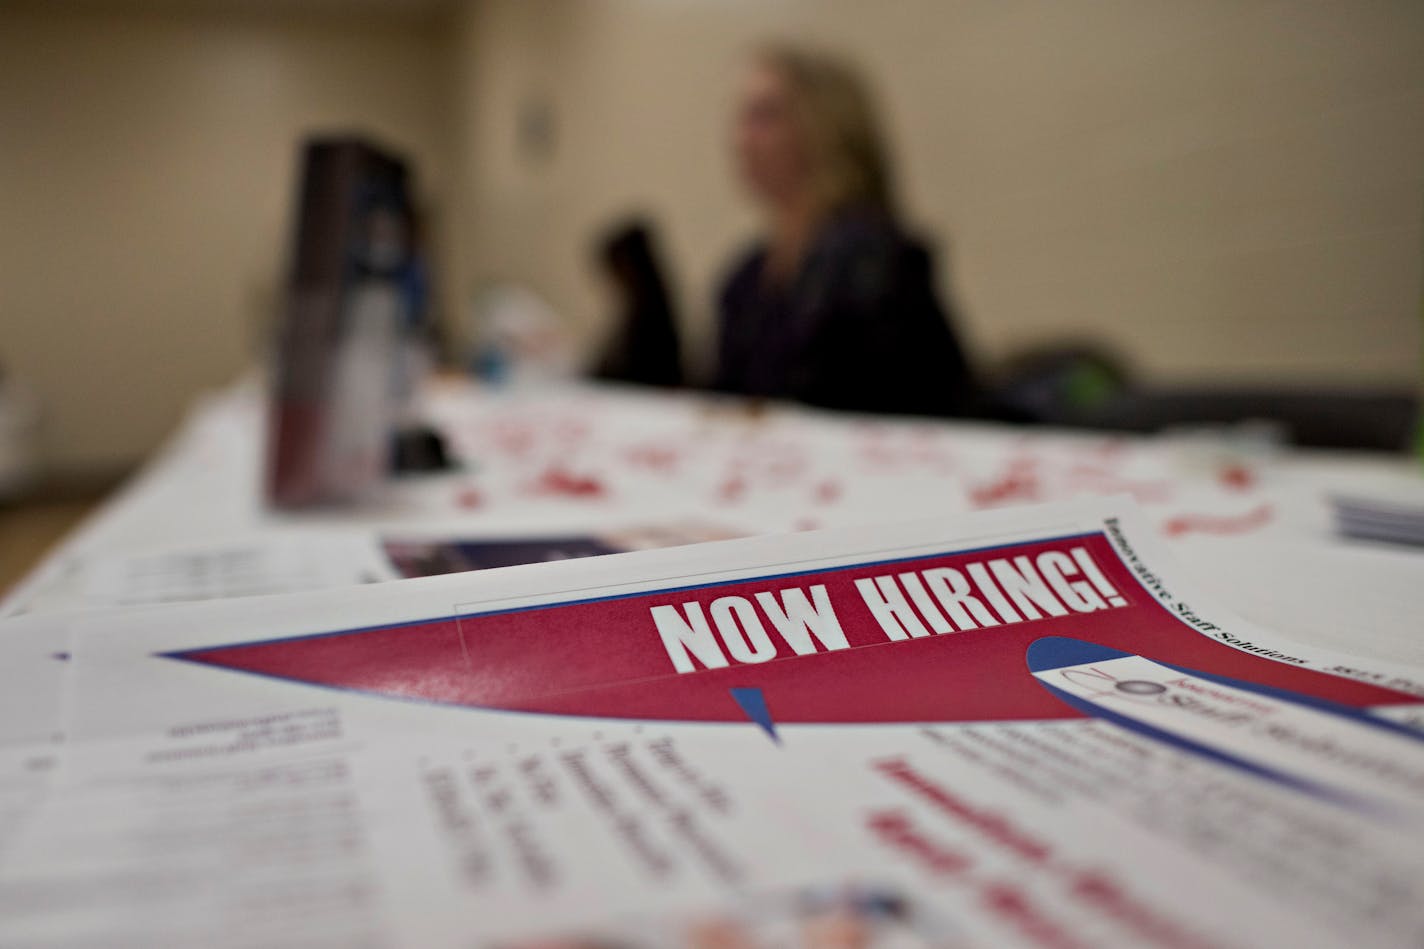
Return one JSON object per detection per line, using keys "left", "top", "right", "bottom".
{"left": 732, "top": 61, "right": 812, "bottom": 209}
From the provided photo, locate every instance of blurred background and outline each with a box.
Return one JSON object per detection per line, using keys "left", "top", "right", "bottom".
{"left": 2, "top": 0, "right": 1422, "bottom": 497}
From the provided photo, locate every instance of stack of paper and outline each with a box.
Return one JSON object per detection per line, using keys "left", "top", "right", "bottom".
{"left": 1333, "top": 480, "right": 1424, "bottom": 547}
{"left": 3, "top": 499, "right": 1424, "bottom": 947}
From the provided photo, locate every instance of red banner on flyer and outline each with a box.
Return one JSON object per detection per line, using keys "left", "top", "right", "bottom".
{"left": 172, "top": 531, "right": 1414, "bottom": 725}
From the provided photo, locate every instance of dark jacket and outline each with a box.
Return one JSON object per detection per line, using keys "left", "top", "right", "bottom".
{"left": 713, "top": 208, "right": 975, "bottom": 416}
{"left": 593, "top": 222, "right": 684, "bottom": 387}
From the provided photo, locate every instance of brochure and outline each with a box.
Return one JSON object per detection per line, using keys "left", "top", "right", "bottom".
{"left": 2, "top": 499, "right": 1421, "bottom": 948}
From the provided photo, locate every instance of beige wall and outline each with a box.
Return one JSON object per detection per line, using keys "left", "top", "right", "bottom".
{"left": 4, "top": 0, "right": 1421, "bottom": 473}
{"left": 0, "top": 4, "right": 452, "bottom": 472}
{"left": 452, "top": 0, "right": 1424, "bottom": 387}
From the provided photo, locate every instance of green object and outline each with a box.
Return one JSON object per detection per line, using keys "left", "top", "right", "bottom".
{"left": 1063, "top": 362, "right": 1120, "bottom": 410}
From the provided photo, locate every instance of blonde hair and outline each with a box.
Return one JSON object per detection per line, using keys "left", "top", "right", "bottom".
{"left": 754, "top": 43, "right": 897, "bottom": 217}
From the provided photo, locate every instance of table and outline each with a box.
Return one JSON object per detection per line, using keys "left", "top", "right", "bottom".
{"left": 7, "top": 375, "right": 1422, "bottom": 670}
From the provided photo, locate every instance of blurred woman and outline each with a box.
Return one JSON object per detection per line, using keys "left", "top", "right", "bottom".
{"left": 714, "top": 45, "right": 975, "bottom": 416}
